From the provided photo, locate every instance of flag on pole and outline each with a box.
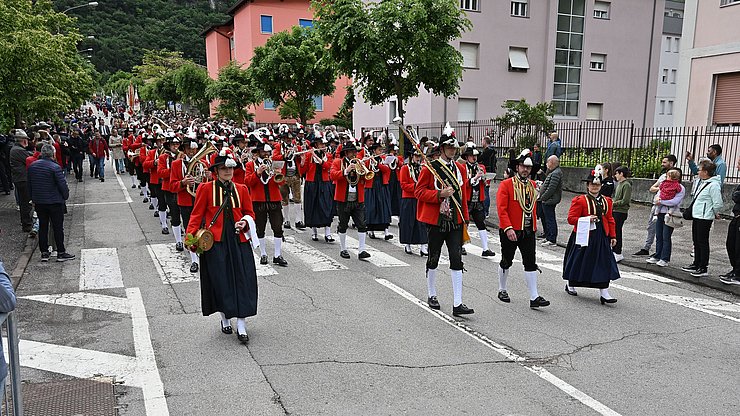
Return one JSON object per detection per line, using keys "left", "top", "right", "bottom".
{"left": 133, "top": 89, "right": 140, "bottom": 112}
{"left": 127, "top": 82, "right": 135, "bottom": 110}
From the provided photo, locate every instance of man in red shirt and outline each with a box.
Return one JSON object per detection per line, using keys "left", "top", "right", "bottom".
{"left": 88, "top": 131, "right": 109, "bottom": 182}
{"left": 414, "top": 125, "right": 473, "bottom": 316}
{"left": 496, "top": 150, "right": 550, "bottom": 308}
{"left": 330, "top": 142, "right": 370, "bottom": 260}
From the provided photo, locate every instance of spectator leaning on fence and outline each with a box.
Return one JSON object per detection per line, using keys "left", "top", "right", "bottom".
{"left": 611, "top": 166, "right": 632, "bottom": 263}
{"left": 0, "top": 259, "right": 18, "bottom": 399}
{"left": 537, "top": 155, "right": 562, "bottom": 247}
{"left": 720, "top": 158, "right": 740, "bottom": 285}
{"left": 634, "top": 154, "right": 677, "bottom": 256}
{"left": 686, "top": 144, "right": 727, "bottom": 185}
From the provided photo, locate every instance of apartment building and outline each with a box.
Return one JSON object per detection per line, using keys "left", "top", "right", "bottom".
{"left": 353, "top": 0, "right": 665, "bottom": 130}
{"left": 654, "top": 1, "right": 684, "bottom": 129}
{"left": 674, "top": 0, "right": 740, "bottom": 127}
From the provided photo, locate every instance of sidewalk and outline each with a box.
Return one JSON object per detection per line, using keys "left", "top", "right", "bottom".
{"left": 485, "top": 182, "right": 740, "bottom": 297}
{"left": 0, "top": 192, "right": 36, "bottom": 287}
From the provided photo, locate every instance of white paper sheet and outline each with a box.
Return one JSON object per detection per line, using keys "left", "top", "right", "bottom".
{"left": 575, "top": 216, "right": 594, "bottom": 246}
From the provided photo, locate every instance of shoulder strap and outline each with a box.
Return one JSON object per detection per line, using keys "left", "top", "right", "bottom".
{"left": 208, "top": 185, "right": 232, "bottom": 229}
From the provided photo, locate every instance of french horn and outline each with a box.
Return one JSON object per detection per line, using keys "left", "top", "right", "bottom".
{"left": 185, "top": 141, "right": 218, "bottom": 197}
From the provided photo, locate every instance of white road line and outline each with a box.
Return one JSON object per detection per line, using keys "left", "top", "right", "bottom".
{"left": 20, "top": 292, "right": 130, "bottom": 314}
{"left": 620, "top": 271, "right": 677, "bottom": 284}
{"left": 115, "top": 171, "right": 134, "bottom": 203}
{"left": 70, "top": 201, "right": 130, "bottom": 207}
{"left": 375, "top": 278, "right": 622, "bottom": 416}
{"left": 80, "top": 248, "right": 125, "bottom": 290}
{"left": 146, "top": 244, "right": 198, "bottom": 284}
{"left": 344, "top": 235, "right": 409, "bottom": 267}
{"left": 386, "top": 238, "right": 449, "bottom": 265}
{"left": 254, "top": 252, "right": 279, "bottom": 277}
{"left": 281, "top": 236, "right": 347, "bottom": 271}
{"left": 611, "top": 283, "right": 740, "bottom": 323}
{"left": 127, "top": 288, "right": 170, "bottom": 415}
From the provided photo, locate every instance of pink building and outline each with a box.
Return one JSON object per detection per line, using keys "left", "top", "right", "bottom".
{"left": 202, "top": 0, "right": 350, "bottom": 124}
{"left": 674, "top": 0, "right": 740, "bottom": 127}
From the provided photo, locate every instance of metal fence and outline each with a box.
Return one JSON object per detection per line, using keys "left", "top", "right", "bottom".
{"left": 1, "top": 312, "right": 22, "bottom": 416}
{"left": 361, "top": 120, "right": 740, "bottom": 181}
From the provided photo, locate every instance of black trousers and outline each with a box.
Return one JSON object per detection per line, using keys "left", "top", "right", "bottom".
{"left": 468, "top": 206, "right": 486, "bottom": 230}
{"left": 150, "top": 184, "right": 166, "bottom": 211}
{"left": 499, "top": 228, "right": 538, "bottom": 271}
{"left": 72, "top": 154, "right": 84, "bottom": 180}
{"left": 165, "top": 191, "right": 181, "bottom": 227}
{"left": 14, "top": 181, "right": 33, "bottom": 230}
{"left": 337, "top": 201, "right": 367, "bottom": 233}
{"left": 727, "top": 216, "right": 740, "bottom": 272}
{"left": 36, "top": 203, "right": 66, "bottom": 253}
{"left": 254, "top": 202, "right": 284, "bottom": 238}
{"left": 613, "top": 211, "right": 628, "bottom": 255}
{"left": 692, "top": 219, "right": 713, "bottom": 268}
{"left": 181, "top": 205, "right": 194, "bottom": 232}
{"left": 426, "top": 224, "right": 464, "bottom": 271}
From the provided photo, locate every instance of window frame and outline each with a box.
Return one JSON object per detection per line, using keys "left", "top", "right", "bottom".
{"left": 457, "top": 98, "right": 478, "bottom": 122}
{"left": 264, "top": 99, "right": 276, "bottom": 110}
{"left": 511, "top": 0, "right": 528, "bottom": 18}
{"left": 313, "top": 96, "right": 324, "bottom": 112}
{"left": 460, "top": 42, "right": 480, "bottom": 69}
{"left": 589, "top": 53, "right": 606, "bottom": 71}
{"left": 508, "top": 47, "right": 530, "bottom": 72}
{"left": 720, "top": 0, "right": 740, "bottom": 7}
{"left": 586, "top": 103, "right": 604, "bottom": 121}
{"left": 260, "top": 15, "right": 273, "bottom": 34}
{"left": 299, "top": 19, "right": 313, "bottom": 28}
{"left": 460, "top": 0, "right": 480, "bottom": 12}
{"left": 593, "top": 1, "right": 611, "bottom": 19}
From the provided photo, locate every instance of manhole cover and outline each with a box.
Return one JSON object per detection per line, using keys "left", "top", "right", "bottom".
{"left": 20, "top": 377, "right": 117, "bottom": 416}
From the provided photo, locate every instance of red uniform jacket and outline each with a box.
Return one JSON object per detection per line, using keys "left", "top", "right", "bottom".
{"left": 157, "top": 152, "right": 176, "bottom": 192}
{"left": 331, "top": 157, "right": 366, "bottom": 203}
{"left": 128, "top": 136, "right": 144, "bottom": 165}
{"left": 414, "top": 161, "right": 469, "bottom": 225}
{"left": 301, "top": 152, "right": 333, "bottom": 182}
{"left": 272, "top": 141, "right": 303, "bottom": 175}
{"left": 465, "top": 163, "right": 487, "bottom": 202}
{"left": 186, "top": 180, "right": 255, "bottom": 243}
{"left": 567, "top": 195, "right": 617, "bottom": 239}
{"left": 143, "top": 149, "right": 159, "bottom": 181}
{"left": 141, "top": 147, "right": 153, "bottom": 173}
{"left": 244, "top": 159, "right": 282, "bottom": 202}
{"left": 169, "top": 158, "right": 195, "bottom": 207}
{"left": 497, "top": 176, "right": 538, "bottom": 232}
{"left": 399, "top": 164, "right": 421, "bottom": 199}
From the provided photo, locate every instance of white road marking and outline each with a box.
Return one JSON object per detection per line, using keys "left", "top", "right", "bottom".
{"left": 280, "top": 236, "right": 347, "bottom": 271}
{"left": 115, "top": 170, "right": 134, "bottom": 203}
{"left": 79, "top": 248, "right": 125, "bottom": 291}
{"left": 375, "top": 278, "right": 622, "bottom": 416}
{"left": 147, "top": 244, "right": 198, "bottom": 284}
{"left": 611, "top": 284, "right": 740, "bottom": 323}
{"left": 620, "top": 271, "right": 677, "bottom": 284}
{"left": 70, "top": 201, "right": 130, "bottom": 207}
{"left": 254, "top": 252, "right": 279, "bottom": 277}
{"left": 386, "top": 238, "right": 449, "bottom": 265}
{"left": 344, "top": 235, "right": 409, "bottom": 267}
{"left": 127, "top": 287, "right": 170, "bottom": 415}
{"left": 20, "top": 292, "right": 130, "bottom": 314}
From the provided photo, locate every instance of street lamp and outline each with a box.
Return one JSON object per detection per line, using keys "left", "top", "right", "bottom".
{"left": 62, "top": 2, "right": 99, "bottom": 14}
{"left": 78, "top": 48, "right": 93, "bottom": 53}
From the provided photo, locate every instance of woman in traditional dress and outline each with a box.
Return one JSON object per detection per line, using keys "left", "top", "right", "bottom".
{"left": 364, "top": 144, "right": 393, "bottom": 240}
{"left": 386, "top": 144, "right": 403, "bottom": 218}
{"left": 301, "top": 135, "right": 335, "bottom": 242}
{"left": 398, "top": 149, "right": 428, "bottom": 255}
{"left": 187, "top": 149, "right": 258, "bottom": 343}
{"left": 563, "top": 165, "right": 620, "bottom": 304}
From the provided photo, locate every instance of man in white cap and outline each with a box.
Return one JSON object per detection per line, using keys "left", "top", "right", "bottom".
{"left": 9, "top": 129, "right": 34, "bottom": 233}
{"left": 496, "top": 149, "right": 550, "bottom": 308}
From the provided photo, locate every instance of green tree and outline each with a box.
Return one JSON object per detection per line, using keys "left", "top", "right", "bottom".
{"left": 250, "top": 26, "right": 337, "bottom": 125}
{"left": 492, "top": 99, "right": 555, "bottom": 151}
{"left": 173, "top": 63, "right": 211, "bottom": 115}
{"left": 0, "top": 0, "right": 95, "bottom": 129}
{"left": 206, "top": 61, "right": 262, "bottom": 126}
{"left": 103, "top": 70, "right": 143, "bottom": 97}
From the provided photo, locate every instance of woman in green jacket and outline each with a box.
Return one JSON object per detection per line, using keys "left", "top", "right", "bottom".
{"left": 611, "top": 166, "right": 632, "bottom": 263}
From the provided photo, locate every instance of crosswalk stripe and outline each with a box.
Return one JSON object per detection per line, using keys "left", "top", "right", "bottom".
{"left": 80, "top": 248, "right": 125, "bottom": 290}
{"left": 147, "top": 244, "right": 197, "bottom": 284}
{"left": 21, "top": 292, "right": 130, "bottom": 314}
{"left": 344, "top": 235, "right": 409, "bottom": 267}
{"left": 385, "top": 237, "right": 449, "bottom": 265}
{"left": 253, "top": 251, "right": 279, "bottom": 277}
{"left": 280, "top": 236, "right": 348, "bottom": 271}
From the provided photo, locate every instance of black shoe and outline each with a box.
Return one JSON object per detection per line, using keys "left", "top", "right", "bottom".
{"left": 481, "top": 249, "right": 495, "bottom": 257}
{"left": 90, "top": 172, "right": 93, "bottom": 178}
{"left": 161, "top": 227, "right": 169, "bottom": 235}
{"left": 427, "top": 296, "right": 440, "bottom": 310}
{"left": 452, "top": 303, "right": 474, "bottom": 316}
{"left": 633, "top": 249, "right": 650, "bottom": 256}
{"left": 139, "top": 190, "right": 144, "bottom": 196}
{"left": 420, "top": 250, "right": 428, "bottom": 257}
{"left": 720, "top": 271, "right": 738, "bottom": 279}
{"left": 78, "top": 178, "right": 83, "bottom": 182}
{"left": 56, "top": 252, "right": 76, "bottom": 262}
{"left": 273, "top": 256, "right": 288, "bottom": 267}
{"left": 143, "top": 197, "right": 149, "bottom": 203}
{"left": 237, "top": 332, "right": 249, "bottom": 343}
{"left": 148, "top": 204, "right": 154, "bottom": 210}
{"left": 324, "top": 235, "right": 335, "bottom": 243}
{"left": 460, "top": 247, "right": 467, "bottom": 255}
{"left": 565, "top": 284, "right": 578, "bottom": 296}
{"left": 368, "top": 232, "right": 377, "bottom": 239}
{"left": 384, "top": 233, "right": 394, "bottom": 240}
{"left": 190, "top": 262, "right": 199, "bottom": 273}
{"left": 132, "top": 184, "right": 137, "bottom": 189}
{"left": 175, "top": 242, "right": 184, "bottom": 252}
{"left": 138, "top": 185, "right": 142, "bottom": 189}
{"left": 681, "top": 264, "right": 699, "bottom": 272}
{"left": 100, "top": 178, "right": 105, "bottom": 182}
{"left": 311, "top": 235, "right": 319, "bottom": 241}
{"left": 600, "top": 296, "right": 618, "bottom": 305}
{"left": 260, "top": 255, "right": 268, "bottom": 265}
{"left": 497, "top": 290, "right": 510, "bottom": 303}
{"left": 358, "top": 251, "right": 371, "bottom": 260}
{"left": 221, "top": 322, "right": 233, "bottom": 334}
{"left": 41, "top": 252, "right": 50, "bottom": 262}
{"left": 283, "top": 221, "right": 291, "bottom": 229}
{"left": 340, "top": 250, "right": 351, "bottom": 259}
{"left": 154, "top": 211, "right": 159, "bottom": 218}
{"left": 690, "top": 267, "right": 708, "bottom": 277}
{"left": 530, "top": 296, "right": 550, "bottom": 308}
{"left": 295, "top": 221, "right": 306, "bottom": 230}
{"left": 404, "top": 246, "right": 413, "bottom": 255}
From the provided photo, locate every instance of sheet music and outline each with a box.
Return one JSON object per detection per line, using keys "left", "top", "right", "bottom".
{"left": 575, "top": 216, "right": 595, "bottom": 246}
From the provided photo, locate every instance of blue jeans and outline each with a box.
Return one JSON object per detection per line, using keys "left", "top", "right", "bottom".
{"left": 115, "top": 158, "right": 124, "bottom": 173}
{"left": 541, "top": 203, "right": 558, "bottom": 244}
{"left": 483, "top": 185, "right": 490, "bottom": 217}
{"left": 654, "top": 213, "right": 674, "bottom": 262}
{"left": 94, "top": 157, "right": 105, "bottom": 179}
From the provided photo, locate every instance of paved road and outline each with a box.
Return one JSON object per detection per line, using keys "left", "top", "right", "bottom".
{"left": 11, "top": 172, "right": 740, "bottom": 415}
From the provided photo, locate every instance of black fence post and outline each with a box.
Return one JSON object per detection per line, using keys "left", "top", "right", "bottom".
{"left": 628, "top": 121, "right": 635, "bottom": 169}
{"left": 577, "top": 124, "right": 583, "bottom": 166}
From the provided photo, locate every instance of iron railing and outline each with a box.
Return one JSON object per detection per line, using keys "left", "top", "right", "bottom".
{"left": 1, "top": 312, "right": 22, "bottom": 416}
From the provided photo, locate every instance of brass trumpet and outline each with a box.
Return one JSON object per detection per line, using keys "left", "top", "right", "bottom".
{"left": 349, "top": 158, "right": 374, "bottom": 182}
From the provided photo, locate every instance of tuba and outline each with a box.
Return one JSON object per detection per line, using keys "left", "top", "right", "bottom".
{"left": 185, "top": 142, "right": 218, "bottom": 197}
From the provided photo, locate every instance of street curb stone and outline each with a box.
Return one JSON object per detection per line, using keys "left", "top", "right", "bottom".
{"left": 10, "top": 235, "right": 38, "bottom": 290}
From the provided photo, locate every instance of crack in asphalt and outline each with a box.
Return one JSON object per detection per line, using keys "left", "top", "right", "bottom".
{"left": 261, "top": 276, "right": 338, "bottom": 316}
{"left": 245, "top": 343, "right": 291, "bottom": 415}
{"left": 260, "top": 358, "right": 514, "bottom": 369}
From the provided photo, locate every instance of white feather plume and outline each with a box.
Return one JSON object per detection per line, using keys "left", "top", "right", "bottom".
{"left": 442, "top": 122, "right": 454, "bottom": 137}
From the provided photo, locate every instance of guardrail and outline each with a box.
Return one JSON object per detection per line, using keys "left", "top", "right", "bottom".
{"left": 1, "top": 312, "right": 22, "bottom": 416}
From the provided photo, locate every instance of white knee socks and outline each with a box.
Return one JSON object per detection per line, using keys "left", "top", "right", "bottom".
{"left": 478, "top": 229, "right": 489, "bottom": 251}
{"left": 358, "top": 232, "right": 367, "bottom": 251}
{"left": 324, "top": 226, "right": 331, "bottom": 237}
{"left": 421, "top": 243, "right": 428, "bottom": 254}
{"left": 236, "top": 318, "right": 247, "bottom": 334}
{"left": 339, "top": 232, "right": 347, "bottom": 250}
{"left": 274, "top": 237, "right": 282, "bottom": 257}
{"left": 524, "top": 271, "right": 539, "bottom": 301}
{"left": 426, "top": 268, "right": 438, "bottom": 297}
{"left": 220, "top": 312, "right": 230, "bottom": 328}
{"left": 143, "top": 185, "right": 149, "bottom": 198}
{"left": 498, "top": 267, "right": 509, "bottom": 291}
{"left": 173, "top": 226, "right": 182, "bottom": 244}
{"left": 283, "top": 204, "right": 291, "bottom": 224}
{"left": 259, "top": 238, "right": 267, "bottom": 256}
{"left": 600, "top": 288, "right": 613, "bottom": 299}
{"left": 451, "top": 270, "right": 463, "bottom": 307}
{"left": 131, "top": 175, "right": 137, "bottom": 186}
{"left": 158, "top": 211, "right": 167, "bottom": 229}
{"left": 294, "top": 203, "right": 302, "bottom": 224}
{"left": 189, "top": 251, "right": 199, "bottom": 264}
{"left": 150, "top": 196, "right": 158, "bottom": 210}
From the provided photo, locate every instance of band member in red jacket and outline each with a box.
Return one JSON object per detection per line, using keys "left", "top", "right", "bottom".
{"left": 496, "top": 150, "right": 550, "bottom": 308}
{"left": 462, "top": 143, "right": 495, "bottom": 258}
{"left": 139, "top": 134, "right": 154, "bottom": 204}
{"left": 245, "top": 143, "right": 288, "bottom": 267}
{"left": 144, "top": 135, "right": 165, "bottom": 231}
{"left": 398, "top": 149, "right": 427, "bottom": 255}
{"left": 158, "top": 134, "right": 183, "bottom": 242}
{"left": 122, "top": 129, "right": 139, "bottom": 188}
{"left": 365, "top": 143, "right": 393, "bottom": 240}
{"left": 231, "top": 133, "right": 248, "bottom": 185}
{"left": 331, "top": 142, "right": 370, "bottom": 260}
{"left": 170, "top": 138, "right": 203, "bottom": 273}
{"left": 273, "top": 129, "right": 304, "bottom": 230}
{"left": 301, "top": 135, "right": 335, "bottom": 242}
{"left": 414, "top": 126, "right": 473, "bottom": 316}
{"left": 187, "top": 151, "right": 257, "bottom": 344}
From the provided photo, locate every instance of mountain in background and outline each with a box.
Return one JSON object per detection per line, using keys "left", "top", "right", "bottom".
{"left": 55, "top": 0, "right": 232, "bottom": 76}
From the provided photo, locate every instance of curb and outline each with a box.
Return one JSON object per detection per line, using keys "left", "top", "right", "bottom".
{"left": 10, "top": 234, "right": 38, "bottom": 290}
{"left": 484, "top": 219, "right": 740, "bottom": 297}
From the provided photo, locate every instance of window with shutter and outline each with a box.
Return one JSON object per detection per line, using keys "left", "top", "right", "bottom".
{"left": 458, "top": 99, "right": 477, "bottom": 122}
{"left": 586, "top": 103, "right": 603, "bottom": 120}
{"left": 460, "top": 43, "right": 479, "bottom": 68}
{"left": 712, "top": 72, "right": 740, "bottom": 125}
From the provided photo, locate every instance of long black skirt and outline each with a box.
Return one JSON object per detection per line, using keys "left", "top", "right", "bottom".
{"left": 200, "top": 227, "right": 258, "bottom": 318}
{"left": 304, "top": 179, "right": 334, "bottom": 227}
{"left": 389, "top": 171, "right": 401, "bottom": 217}
{"left": 365, "top": 176, "right": 391, "bottom": 231}
{"left": 399, "top": 198, "right": 427, "bottom": 244}
{"left": 563, "top": 224, "right": 620, "bottom": 289}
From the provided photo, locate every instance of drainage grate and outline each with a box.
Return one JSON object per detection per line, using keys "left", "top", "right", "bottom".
{"left": 21, "top": 377, "right": 117, "bottom": 416}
